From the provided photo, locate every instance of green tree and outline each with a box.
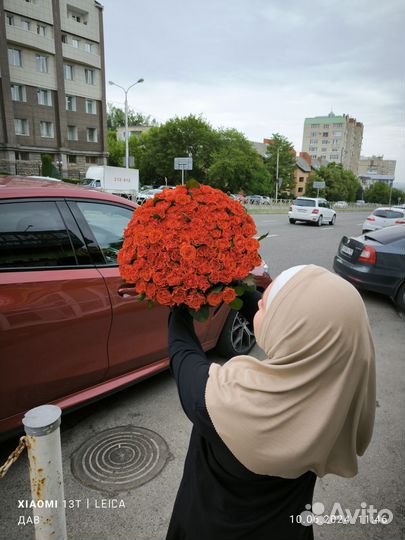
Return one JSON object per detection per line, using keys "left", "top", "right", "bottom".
{"left": 107, "top": 104, "right": 158, "bottom": 130}
{"left": 41, "top": 154, "right": 60, "bottom": 178}
{"left": 130, "top": 115, "right": 221, "bottom": 184}
{"left": 305, "top": 163, "right": 361, "bottom": 201}
{"left": 208, "top": 129, "right": 272, "bottom": 194}
{"left": 364, "top": 182, "right": 404, "bottom": 205}
{"left": 107, "top": 130, "right": 125, "bottom": 166}
{"left": 265, "top": 134, "right": 296, "bottom": 197}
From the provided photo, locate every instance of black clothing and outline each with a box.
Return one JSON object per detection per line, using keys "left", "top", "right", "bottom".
{"left": 167, "top": 296, "right": 316, "bottom": 540}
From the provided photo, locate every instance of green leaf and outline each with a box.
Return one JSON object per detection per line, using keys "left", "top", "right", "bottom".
{"left": 147, "top": 300, "right": 155, "bottom": 309}
{"left": 152, "top": 214, "right": 162, "bottom": 220}
{"left": 229, "top": 298, "right": 244, "bottom": 310}
{"left": 186, "top": 179, "right": 200, "bottom": 189}
{"left": 244, "top": 284, "right": 257, "bottom": 293}
{"left": 137, "top": 293, "right": 146, "bottom": 302}
{"left": 234, "top": 286, "right": 245, "bottom": 296}
{"left": 190, "top": 304, "right": 210, "bottom": 322}
{"left": 257, "top": 232, "right": 269, "bottom": 242}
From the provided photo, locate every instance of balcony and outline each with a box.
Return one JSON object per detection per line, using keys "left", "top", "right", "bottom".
{"left": 6, "top": 25, "right": 55, "bottom": 55}
{"left": 62, "top": 43, "right": 101, "bottom": 69}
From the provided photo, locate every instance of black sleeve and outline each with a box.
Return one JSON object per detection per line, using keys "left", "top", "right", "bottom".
{"left": 168, "top": 307, "right": 212, "bottom": 424}
{"left": 239, "top": 289, "right": 262, "bottom": 327}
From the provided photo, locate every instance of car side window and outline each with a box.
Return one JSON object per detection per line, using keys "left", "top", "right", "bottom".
{"left": 0, "top": 201, "right": 77, "bottom": 269}
{"left": 76, "top": 201, "right": 135, "bottom": 265}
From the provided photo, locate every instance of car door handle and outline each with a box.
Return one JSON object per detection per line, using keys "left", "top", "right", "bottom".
{"left": 117, "top": 285, "right": 139, "bottom": 298}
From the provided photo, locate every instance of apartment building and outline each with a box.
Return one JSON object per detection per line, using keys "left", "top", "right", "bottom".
{"left": 0, "top": 0, "right": 107, "bottom": 177}
{"left": 358, "top": 155, "right": 396, "bottom": 178}
{"left": 301, "top": 112, "right": 363, "bottom": 175}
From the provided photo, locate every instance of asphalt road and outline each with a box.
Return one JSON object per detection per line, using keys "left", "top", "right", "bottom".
{"left": 0, "top": 210, "right": 404, "bottom": 540}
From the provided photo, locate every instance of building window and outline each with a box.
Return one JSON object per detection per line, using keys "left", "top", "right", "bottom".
{"left": 66, "top": 95, "right": 76, "bottom": 111}
{"left": 85, "top": 99, "right": 96, "bottom": 114}
{"left": 323, "top": 124, "right": 329, "bottom": 128}
{"left": 85, "top": 69, "right": 95, "bottom": 85}
{"left": 310, "top": 131, "right": 317, "bottom": 137}
{"left": 332, "top": 139, "right": 339, "bottom": 145}
{"left": 40, "top": 121, "right": 54, "bottom": 138}
{"left": 37, "top": 89, "right": 52, "bottom": 106}
{"left": 67, "top": 126, "right": 78, "bottom": 141}
{"left": 311, "top": 154, "right": 317, "bottom": 159}
{"left": 298, "top": 187, "right": 303, "bottom": 193}
{"left": 14, "top": 119, "right": 29, "bottom": 135}
{"left": 322, "top": 140, "right": 329, "bottom": 145}
{"left": 8, "top": 48, "right": 22, "bottom": 67}
{"left": 72, "top": 38, "right": 80, "bottom": 48}
{"left": 37, "top": 24, "right": 47, "bottom": 36}
{"left": 321, "top": 148, "right": 327, "bottom": 152}
{"left": 333, "top": 131, "right": 342, "bottom": 136}
{"left": 7, "top": 14, "right": 15, "bottom": 25}
{"left": 36, "top": 55, "right": 48, "bottom": 73}
{"left": 336, "top": 123, "right": 343, "bottom": 127}
{"left": 87, "top": 128, "right": 98, "bottom": 142}
{"left": 310, "top": 124, "right": 320, "bottom": 128}
{"left": 68, "top": 155, "right": 77, "bottom": 164}
{"left": 330, "top": 154, "right": 339, "bottom": 160}
{"left": 322, "top": 132, "right": 328, "bottom": 137}
{"left": 15, "top": 151, "right": 30, "bottom": 160}
{"left": 64, "top": 64, "right": 74, "bottom": 80}
{"left": 21, "top": 19, "right": 31, "bottom": 31}
{"left": 11, "top": 84, "right": 27, "bottom": 102}
{"left": 62, "top": 34, "right": 68, "bottom": 43}
{"left": 309, "top": 139, "right": 318, "bottom": 144}
{"left": 299, "top": 177, "right": 304, "bottom": 182}
{"left": 71, "top": 13, "right": 81, "bottom": 22}
{"left": 86, "top": 156, "right": 97, "bottom": 164}
{"left": 309, "top": 146, "right": 317, "bottom": 152}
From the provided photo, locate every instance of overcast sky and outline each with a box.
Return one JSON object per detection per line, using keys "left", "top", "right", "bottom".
{"left": 103, "top": 0, "right": 405, "bottom": 188}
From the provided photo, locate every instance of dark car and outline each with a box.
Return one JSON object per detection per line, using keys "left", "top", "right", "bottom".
{"left": 0, "top": 177, "right": 260, "bottom": 435}
{"left": 333, "top": 225, "right": 405, "bottom": 310}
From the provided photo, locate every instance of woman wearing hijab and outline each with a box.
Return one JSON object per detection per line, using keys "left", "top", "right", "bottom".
{"left": 166, "top": 264, "right": 376, "bottom": 540}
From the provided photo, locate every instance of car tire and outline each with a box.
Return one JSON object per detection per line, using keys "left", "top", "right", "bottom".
{"left": 289, "top": 218, "right": 296, "bottom": 224}
{"left": 330, "top": 214, "right": 336, "bottom": 225}
{"left": 216, "top": 310, "right": 256, "bottom": 358}
{"left": 395, "top": 283, "right": 405, "bottom": 312}
{"left": 317, "top": 215, "right": 323, "bottom": 227}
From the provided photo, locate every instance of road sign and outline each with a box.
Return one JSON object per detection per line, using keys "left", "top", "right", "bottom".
{"left": 174, "top": 157, "right": 193, "bottom": 170}
{"left": 313, "top": 181, "right": 326, "bottom": 189}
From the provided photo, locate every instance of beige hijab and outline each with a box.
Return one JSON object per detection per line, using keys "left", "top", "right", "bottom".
{"left": 205, "top": 265, "right": 376, "bottom": 478}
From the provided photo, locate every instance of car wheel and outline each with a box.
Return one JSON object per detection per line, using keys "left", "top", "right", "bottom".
{"left": 330, "top": 214, "right": 336, "bottom": 225}
{"left": 317, "top": 215, "right": 323, "bottom": 227}
{"left": 289, "top": 218, "right": 296, "bottom": 224}
{"left": 395, "top": 283, "right": 405, "bottom": 312}
{"left": 216, "top": 310, "right": 256, "bottom": 358}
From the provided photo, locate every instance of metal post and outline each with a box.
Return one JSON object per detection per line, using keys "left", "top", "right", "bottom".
{"left": 181, "top": 168, "right": 184, "bottom": 185}
{"left": 124, "top": 90, "right": 129, "bottom": 169}
{"left": 388, "top": 181, "right": 393, "bottom": 206}
{"left": 23, "top": 405, "right": 67, "bottom": 540}
{"left": 275, "top": 147, "right": 279, "bottom": 203}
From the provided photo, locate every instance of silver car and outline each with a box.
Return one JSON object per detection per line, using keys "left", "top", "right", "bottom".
{"left": 362, "top": 207, "right": 405, "bottom": 233}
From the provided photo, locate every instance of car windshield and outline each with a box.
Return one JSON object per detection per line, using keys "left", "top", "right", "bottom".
{"left": 294, "top": 199, "right": 315, "bottom": 207}
{"left": 364, "top": 225, "right": 405, "bottom": 245}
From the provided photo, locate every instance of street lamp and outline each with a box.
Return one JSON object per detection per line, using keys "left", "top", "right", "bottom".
{"left": 108, "top": 78, "right": 144, "bottom": 168}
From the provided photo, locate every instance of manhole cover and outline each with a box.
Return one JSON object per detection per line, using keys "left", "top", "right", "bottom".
{"left": 71, "top": 426, "right": 170, "bottom": 492}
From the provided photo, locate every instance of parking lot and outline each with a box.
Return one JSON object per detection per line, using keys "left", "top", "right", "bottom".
{"left": 0, "top": 210, "right": 404, "bottom": 540}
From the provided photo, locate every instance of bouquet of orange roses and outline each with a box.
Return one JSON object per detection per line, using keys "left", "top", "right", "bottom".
{"left": 118, "top": 181, "right": 264, "bottom": 321}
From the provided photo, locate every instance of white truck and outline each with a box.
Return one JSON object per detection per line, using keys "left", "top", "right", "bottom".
{"left": 84, "top": 166, "right": 139, "bottom": 199}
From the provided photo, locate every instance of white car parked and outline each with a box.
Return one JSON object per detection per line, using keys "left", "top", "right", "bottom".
{"left": 362, "top": 207, "right": 405, "bottom": 233}
{"left": 288, "top": 197, "right": 336, "bottom": 226}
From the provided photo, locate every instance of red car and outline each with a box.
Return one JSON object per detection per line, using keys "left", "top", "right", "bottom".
{"left": 0, "top": 177, "right": 260, "bottom": 435}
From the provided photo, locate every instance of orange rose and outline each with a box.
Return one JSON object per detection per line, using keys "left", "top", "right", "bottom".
{"left": 172, "top": 287, "right": 188, "bottom": 304}
{"left": 185, "top": 291, "right": 206, "bottom": 311}
{"left": 156, "top": 288, "right": 173, "bottom": 307}
{"left": 223, "top": 287, "right": 237, "bottom": 304}
{"left": 180, "top": 243, "right": 197, "bottom": 261}
{"left": 207, "top": 291, "right": 223, "bottom": 307}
